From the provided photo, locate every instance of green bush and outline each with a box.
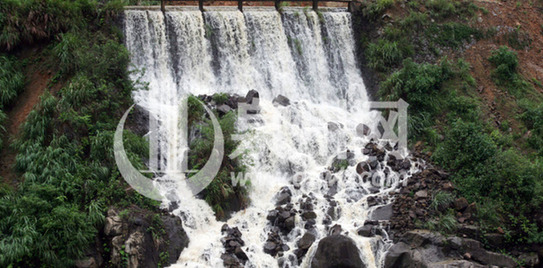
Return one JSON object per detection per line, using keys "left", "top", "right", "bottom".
{"left": 446, "top": 91, "right": 480, "bottom": 122}
{"left": 433, "top": 119, "right": 497, "bottom": 176}
{"left": 0, "top": 1, "right": 163, "bottom": 265}
{"left": 430, "top": 191, "right": 455, "bottom": 211}
{"left": 363, "top": 0, "right": 395, "bottom": 20}
{"left": 380, "top": 58, "right": 452, "bottom": 115}
{"left": 486, "top": 149, "right": 539, "bottom": 211}
{"left": 433, "top": 118, "right": 543, "bottom": 242}
{"left": 0, "top": 0, "right": 96, "bottom": 51}
{"left": 488, "top": 46, "right": 519, "bottom": 84}
{"left": 427, "top": 22, "right": 482, "bottom": 48}
{"left": 0, "top": 184, "right": 97, "bottom": 267}
{"left": 0, "top": 55, "right": 24, "bottom": 108}
{"left": 53, "top": 32, "right": 84, "bottom": 74}
{"left": 488, "top": 46, "right": 534, "bottom": 97}
{"left": 187, "top": 103, "right": 248, "bottom": 219}
{"left": 426, "top": 0, "right": 457, "bottom": 18}
{"left": 212, "top": 93, "right": 229, "bottom": 105}
{"left": 0, "top": 54, "right": 24, "bottom": 150}
{"left": 366, "top": 39, "right": 413, "bottom": 71}
{"left": 399, "top": 11, "right": 429, "bottom": 29}
{"left": 519, "top": 100, "right": 543, "bottom": 152}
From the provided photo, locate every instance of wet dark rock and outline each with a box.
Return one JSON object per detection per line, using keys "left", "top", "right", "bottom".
{"left": 221, "top": 225, "right": 248, "bottom": 266}
{"left": 356, "top": 162, "right": 371, "bottom": 174}
{"left": 167, "top": 201, "right": 179, "bottom": 212}
{"left": 367, "top": 196, "right": 379, "bottom": 207}
{"left": 329, "top": 224, "right": 342, "bottom": 236}
{"left": 100, "top": 208, "right": 189, "bottom": 268}
{"left": 383, "top": 242, "right": 410, "bottom": 267}
{"left": 267, "top": 205, "right": 297, "bottom": 234}
{"left": 304, "top": 219, "right": 316, "bottom": 229}
{"left": 244, "top": 90, "right": 260, "bottom": 114}
{"left": 275, "top": 187, "right": 292, "bottom": 206}
{"left": 369, "top": 159, "right": 379, "bottom": 170}
{"left": 370, "top": 204, "right": 393, "bottom": 221}
{"left": 217, "top": 104, "right": 232, "bottom": 115}
{"left": 245, "top": 90, "right": 259, "bottom": 104}
{"left": 311, "top": 235, "right": 365, "bottom": 268}
{"left": 299, "top": 197, "right": 314, "bottom": 211}
{"left": 301, "top": 211, "right": 317, "bottom": 220}
{"left": 263, "top": 228, "right": 290, "bottom": 257}
{"left": 357, "top": 222, "right": 376, "bottom": 237}
{"left": 293, "top": 232, "right": 316, "bottom": 262}
{"left": 284, "top": 217, "right": 295, "bottom": 231}
{"left": 399, "top": 159, "right": 411, "bottom": 170}
{"left": 356, "top": 123, "right": 371, "bottom": 136}
{"left": 364, "top": 142, "right": 386, "bottom": 161}
{"left": 272, "top": 95, "right": 290, "bottom": 106}
{"left": 327, "top": 122, "right": 340, "bottom": 131}
{"left": 221, "top": 254, "right": 241, "bottom": 267}
{"left": 264, "top": 242, "right": 278, "bottom": 255}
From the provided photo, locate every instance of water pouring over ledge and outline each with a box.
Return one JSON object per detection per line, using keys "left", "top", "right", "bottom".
{"left": 123, "top": 7, "right": 415, "bottom": 267}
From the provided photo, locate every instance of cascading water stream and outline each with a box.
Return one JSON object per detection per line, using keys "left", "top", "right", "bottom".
{"left": 124, "top": 7, "right": 414, "bottom": 267}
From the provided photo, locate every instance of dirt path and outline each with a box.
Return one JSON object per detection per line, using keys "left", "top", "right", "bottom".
{"left": 0, "top": 63, "right": 52, "bottom": 186}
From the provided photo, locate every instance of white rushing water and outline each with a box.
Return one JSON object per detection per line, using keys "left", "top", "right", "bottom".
{"left": 124, "top": 7, "right": 413, "bottom": 268}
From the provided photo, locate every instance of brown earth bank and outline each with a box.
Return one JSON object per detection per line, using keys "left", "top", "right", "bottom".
{"left": 459, "top": 0, "right": 543, "bottom": 141}
{"left": 350, "top": 0, "right": 543, "bottom": 266}
{"left": 0, "top": 46, "right": 63, "bottom": 187}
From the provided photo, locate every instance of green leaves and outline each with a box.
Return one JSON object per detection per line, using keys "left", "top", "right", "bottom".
{"left": 366, "top": 39, "right": 413, "bottom": 72}
{"left": 434, "top": 119, "right": 497, "bottom": 175}
{"left": 0, "top": 55, "right": 24, "bottom": 109}
{"left": 488, "top": 46, "right": 519, "bottom": 85}
{"left": 0, "top": 0, "right": 97, "bottom": 51}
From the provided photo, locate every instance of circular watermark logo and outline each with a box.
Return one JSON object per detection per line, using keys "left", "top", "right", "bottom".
{"left": 113, "top": 97, "right": 224, "bottom": 201}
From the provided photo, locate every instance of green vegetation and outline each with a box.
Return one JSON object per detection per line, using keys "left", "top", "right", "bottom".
{"left": 366, "top": 39, "right": 413, "bottom": 72}
{"left": 363, "top": 0, "right": 395, "bottom": 20}
{"left": 0, "top": 1, "right": 161, "bottom": 266}
{"left": 421, "top": 208, "right": 458, "bottom": 234}
{"left": 187, "top": 96, "right": 248, "bottom": 219}
{"left": 212, "top": 93, "right": 229, "bottom": 105}
{"left": 488, "top": 46, "right": 532, "bottom": 97}
{"left": 360, "top": 0, "right": 489, "bottom": 78}
{"left": 520, "top": 100, "right": 543, "bottom": 155}
{"left": 430, "top": 191, "right": 454, "bottom": 212}
{"left": 1, "top": 0, "right": 250, "bottom": 263}
{"left": 0, "top": 55, "right": 25, "bottom": 150}
{"left": 426, "top": 22, "right": 482, "bottom": 48}
{"left": 380, "top": 57, "right": 477, "bottom": 138}
{"left": 358, "top": 0, "right": 543, "bottom": 247}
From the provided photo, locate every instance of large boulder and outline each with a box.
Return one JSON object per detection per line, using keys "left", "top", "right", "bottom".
{"left": 272, "top": 95, "right": 290, "bottom": 106}
{"left": 99, "top": 208, "right": 189, "bottom": 268}
{"left": 383, "top": 230, "right": 517, "bottom": 268}
{"left": 311, "top": 235, "right": 365, "bottom": 268}
{"left": 370, "top": 204, "right": 393, "bottom": 221}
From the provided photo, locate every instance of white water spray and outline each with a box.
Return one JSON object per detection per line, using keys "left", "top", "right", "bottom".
{"left": 124, "top": 7, "right": 413, "bottom": 267}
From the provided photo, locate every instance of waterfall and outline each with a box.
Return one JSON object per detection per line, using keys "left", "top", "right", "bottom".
{"left": 123, "top": 7, "right": 411, "bottom": 268}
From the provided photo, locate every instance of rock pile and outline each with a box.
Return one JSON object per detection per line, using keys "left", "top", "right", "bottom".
{"left": 220, "top": 224, "right": 249, "bottom": 268}
{"left": 389, "top": 168, "right": 459, "bottom": 233}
